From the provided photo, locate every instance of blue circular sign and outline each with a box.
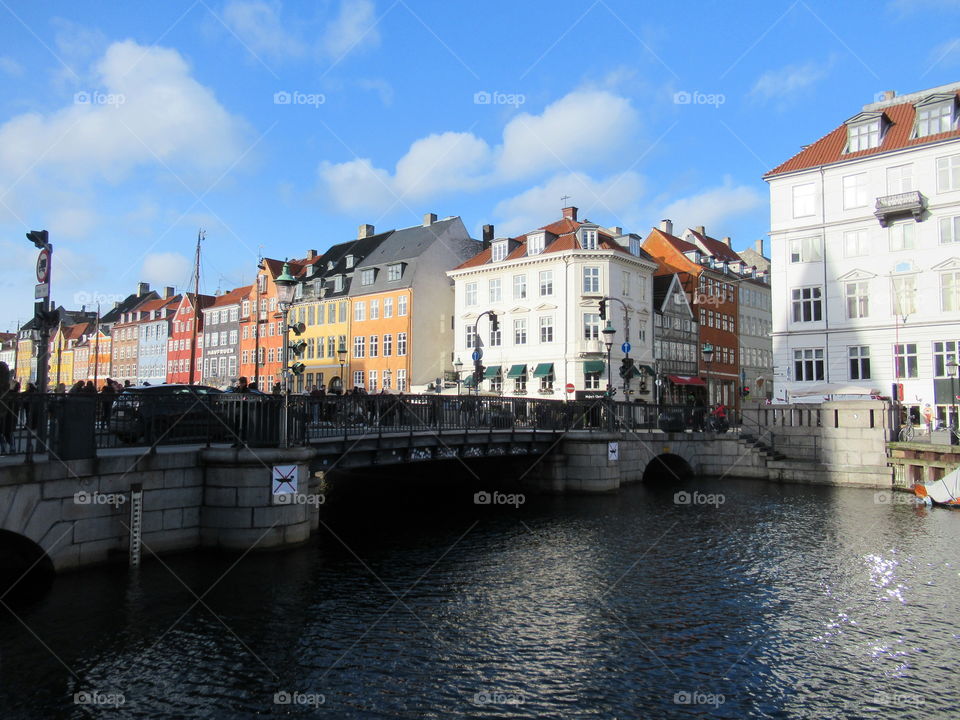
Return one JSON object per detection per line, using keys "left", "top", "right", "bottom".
{"left": 621, "top": 342, "right": 631, "bottom": 354}
{"left": 471, "top": 349, "right": 482, "bottom": 362}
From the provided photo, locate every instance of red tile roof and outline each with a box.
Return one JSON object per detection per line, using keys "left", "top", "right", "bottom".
{"left": 685, "top": 230, "right": 742, "bottom": 263}
{"left": 766, "top": 91, "right": 960, "bottom": 177}
{"left": 210, "top": 285, "right": 251, "bottom": 307}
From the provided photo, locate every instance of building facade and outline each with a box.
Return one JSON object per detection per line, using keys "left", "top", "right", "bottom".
{"left": 202, "top": 286, "right": 246, "bottom": 388}
{"left": 652, "top": 274, "right": 700, "bottom": 405}
{"left": 166, "top": 293, "right": 214, "bottom": 384}
{"left": 136, "top": 294, "right": 178, "bottom": 385}
{"left": 765, "top": 82, "right": 960, "bottom": 422}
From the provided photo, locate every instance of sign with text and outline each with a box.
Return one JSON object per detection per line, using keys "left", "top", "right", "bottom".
{"left": 271, "top": 465, "right": 298, "bottom": 495}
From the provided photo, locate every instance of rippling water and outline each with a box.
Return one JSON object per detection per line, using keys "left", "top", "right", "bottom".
{"left": 2, "top": 474, "right": 959, "bottom": 719}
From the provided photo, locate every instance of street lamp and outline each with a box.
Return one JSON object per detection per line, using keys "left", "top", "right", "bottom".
{"left": 453, "top": 356, "right": 463, "bottom": 396}
{"left": 274, "top": 262, "right": 297, "bottom": 447}
{"left": 337, "top": 343, "right": 347, "bottom": 394}
{"left": 947, "top": 358, "right": 958, "bottom": 432}
{"left": 602, "top": 321, "right": 616, "bottom": 396}
{"left": 702, "top": 342, "right": 715, "bottom": 406}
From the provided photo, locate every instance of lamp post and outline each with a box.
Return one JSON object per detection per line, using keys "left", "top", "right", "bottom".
{"left": 947, "top": 358, "right": 958, "bottom": 433}
{"left": 702, "top": 342, "right": 715, "bottom": 407}
{"left": 454, "top": 357, "right": 463, "bottom": 396}
{"left": 274, "top": 262, "right": 298, "bottom": 447}
{"left": 337, "top": 344, "right": 347, "bottom": 394}
{"left": 602, "top": 321, "right": 616, "bottom": 430}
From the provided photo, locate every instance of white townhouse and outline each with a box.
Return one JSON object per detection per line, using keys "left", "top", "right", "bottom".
{"left": 766, "top": 82, "right": 960, "bottom": 423}
{"left": 447, "top": 207, "right": 658, "bottom": 400}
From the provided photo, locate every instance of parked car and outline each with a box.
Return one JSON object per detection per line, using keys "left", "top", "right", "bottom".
{"left": 110, "top": 384, "right": 224, "bottom": 444}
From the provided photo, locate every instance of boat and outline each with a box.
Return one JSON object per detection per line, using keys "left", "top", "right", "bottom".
{"left": 913, "top": 466, "right": 960, "bottom": 506}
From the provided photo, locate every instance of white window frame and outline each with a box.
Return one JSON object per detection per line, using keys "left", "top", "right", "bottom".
{"left": 539, "top": 315, "right": 554, "bottom": 343}
{"left": 465, "top": 282, "right": 478, "bottom": 306}
{"left": 889, "top": 222, "right": 915, "bottom": 252}
{"left": 843, "top": 229, "right": 869, "bottom": 257}
{"left": 513, "top": 274, "right": 527, "bottom": 299}
{"left": 539, "top": 270, "right": 553, "bottom": 296}
{"left": 513, "top": 318, "right": 527, "bottom": 345}
{"left": 793, "top": 347, "right": 825, "bottom": 382}
{"left": 528, "top": 232, "right": 545, "bottom": 255}
{"left": 789, "top": 236, "right": 822, "bottom": 263}
{"left": 488, "top": 278, "right": 502, "bottom": 303}
{"left": 792, "top": 183, "right": 816, "bottom": 218}
{"left": 939, "top": 215, "right": 960, "bottom": 244}
{"left": 917, "top": 102, "right": 954, "bottom": 138}
{"left": 842, "top": 173, "right": 868, "bottom": 209}
{"left": 937, "top": 154, "right": 960, "bottom": 192}
{"left": 847, "top": 121, "right": 880, "bottom": 152}
{"left": 582, "top": 266, "right": 600, "bottom": 294}
{"left": 491, "top": 241, "right": 507, "bottom": 262}
{"left": 886, "top": 164, "right": 913, "bottom": 194}
{"left": 845, "top": 281, "right": 869, "bottom": 319}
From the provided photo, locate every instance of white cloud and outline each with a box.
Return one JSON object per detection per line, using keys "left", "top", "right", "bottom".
{"left": 750, "top": 60, "right": 830, "bottom": 105}
{"left": 658, "top": 177, "right": 763, "bottom": 235}
{"left": 317, "top": 89, "right": 641, "bottom": 213}
{"left": 141, "top": 252, "right": 192, "bottom": 289}
{"left": 221, "top": 0, "right": 304, "bottom": 61}
{"left": 322, "top": 0, "right": 381, "bottom": 59}
{"left": 493, "top": 171, "right": 646, "bottom": 237}
{"left": 357, "top": 77, "right": 394, "bottom": 106}
{"left": 0, "top": 57, "right": 23, "bottom": 77}
{"left": 0, "top": 40, "right": 250, "bottom": 187}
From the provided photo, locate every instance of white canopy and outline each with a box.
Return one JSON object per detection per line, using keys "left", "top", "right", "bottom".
{"left": 789, "top": 384, "right": 880, "bottom": 398}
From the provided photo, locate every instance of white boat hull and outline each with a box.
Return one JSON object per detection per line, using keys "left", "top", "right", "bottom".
{"left": 913, "top": 466, "right": 960, "bottom": 506}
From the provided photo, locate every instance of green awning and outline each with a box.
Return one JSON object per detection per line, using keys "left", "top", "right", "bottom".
{"left": 637, "top": 364, "right": 656, "bottom": 377}
{"left": 483, "top": 365, "right": 501, "bottom": 378}
{"left": 532, "top": 362, "right": 554, "bottom": 378}
{"left": 583, "top": 360, "right": 605, "bottom": 374}
{"left": 623, "top": 365, "right": 642, "bottom": 379}
{"left": 506, "top": 364, "right": 527, "bottom": 379}
{"left": 463, "top": 375, "right": 476, "bottom": 388}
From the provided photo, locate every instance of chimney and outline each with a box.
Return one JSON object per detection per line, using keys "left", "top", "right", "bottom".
{"left": 137, "top": 282, "right": 150, "bottom": 296}
{"left": 722, "top": 236, "right": 732, "bottom": 248}
{"left": 562, "top": 206, "right": 578, "bottom": 221}
{"left": 659, "top": 219, "right": 673, "bottom": 235}
{"left": 755, "top": 238, "right": 764, "bottom": 256}
{"left": 610, "top": 226, "right": 623, "bottom": 236}
{"left": 883, "top": 90, "right": 896, "bottom": 101}
{"left": 423, "top": 213, "right": 437, "bottom": 226}
{"left": 695, "top": 225, "right": 705, "bottom": 236}
{"left": 306, "top": 249, "right": 317, "bottom": 261}
{"left": 164, "top": 286, "right": 174, "bottom": 299}
{"left": 482, "top": 224, "right": 494, "bottom": 243}
{"left": 358, "top": 223, "right": 375, "bottom": 239}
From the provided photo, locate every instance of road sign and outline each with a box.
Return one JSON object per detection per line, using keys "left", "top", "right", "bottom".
{"left": 36, "top": 248, "right": 50, "bottom": 283}
{"left": 471, "top": 349, "right": 482, "bottom": 362}
{"left": 565, "top": 383, "right": 575, "bottom": 394}
{"left": 34, "top": 282, "right": 49, "bottom": 299}
{"left": 621, "top": 342, "right": 631, "bottom": 354}
{"left": 272, "top": 465, "right": 298, "bottom": 494}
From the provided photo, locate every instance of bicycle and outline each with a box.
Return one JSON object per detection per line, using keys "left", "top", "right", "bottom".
{"left": 897, "top": 424, "right": 915, "bottom": 442}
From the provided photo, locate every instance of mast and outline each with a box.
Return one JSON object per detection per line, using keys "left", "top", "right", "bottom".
{"left": 189, "top": 229, "right": 204, "bottom": 385}
{"left": 92, "top": 304, "right": 100, "bottom": 386}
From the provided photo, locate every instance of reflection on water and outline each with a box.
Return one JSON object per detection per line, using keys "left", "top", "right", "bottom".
{"left": 1, "top": 473, "right": 958, "bottom": 719}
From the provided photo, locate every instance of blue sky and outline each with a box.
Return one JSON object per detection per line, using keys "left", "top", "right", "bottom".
{"left": 1, "top": 0, "right": 959, "bottom": 331}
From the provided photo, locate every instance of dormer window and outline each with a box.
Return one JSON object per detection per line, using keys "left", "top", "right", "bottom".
{"left": 360, "top": 268, "right": 376, "bottom": 286}
{"left": 915, "top": 97, "right": 956, "bottom": 138}
{"left": 580, "top": 229, "right": 598, "bottom": 249}
{"left": 327, "top": 261, "right": 334, "bottom": 271}
{"left": 387, "top": 263, "right": 402, "bottom": 281}
{"left": 345, "top": 254, "right": 354, "bottom": 269}
{"left": 334, "top": 275, "right": 344, "bottom": 292}
{"left": 629, "top": 237, "right": 641, "bottom": 256}
{"left": 847, "top": 120, "right": 880, "bottom": 152}
{"left": 491, "top": 240, "right": 508, "bottom": 262}
{"left": 527, "top": 232, "right": 545, "bottom": 255}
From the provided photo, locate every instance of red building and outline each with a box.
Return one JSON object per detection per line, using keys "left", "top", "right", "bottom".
{"left": 166, "top": 293, "right": 215, "bottom": 384}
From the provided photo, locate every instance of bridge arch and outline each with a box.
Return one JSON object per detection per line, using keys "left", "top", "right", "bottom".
{"left": 0, "top": 530, "right": 55, "bottom": 606}
{"left": 642, "top": 453, "right": 694, "bottom": 484}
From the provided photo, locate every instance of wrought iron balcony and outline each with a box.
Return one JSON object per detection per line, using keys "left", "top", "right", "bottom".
{"left": 874, "top": 191, "right": 925, "bottom": 227}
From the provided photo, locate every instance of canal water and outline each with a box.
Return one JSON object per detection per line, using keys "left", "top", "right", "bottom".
{"left": 2, "top": 473, "right": 959, "bottom": 719}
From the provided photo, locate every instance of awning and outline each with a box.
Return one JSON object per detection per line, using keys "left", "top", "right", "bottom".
{"left": 667, "top": 374, "right": 706, "bottom": 387}
{"left": 463, "top": 375, "right": 476, "bottom": 388}
{"left": 583, "top": 360, "right": 605, "bottom": 374}
{"left": 483, "top": 365, "right": 501, "bottom": 379}
{"left": 623, "top": 365, "right": 642, "bottom": 380}
{"left": 789, "top": 384, "right": 880, "bottom": 397}
{"left": 506, "top": 364, "right": 527, "bottom": 379}
{"left": 637, "top": 364, "right": 656, "bottom": 377}
{"left": 532, "top": 362, "right": 554, "bottom": 378}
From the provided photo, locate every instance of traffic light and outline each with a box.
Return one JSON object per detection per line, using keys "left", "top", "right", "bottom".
{"left": 598, "top": 299, "right": 607, "bottom": 320}
{"left": 489, "top": 312, "right": 499, "bottom": 333}
{"left": 473, "top": 365, "right": 484, "bottom": 386}
{"left": 619, "top": 357, "right": 635, "bottom": 379}
{"left": 26, "top": 230, "right": 49, "bottom": 249}
{"left": 290, "top": 362, "right": 305, "bottom": 375}
{"left": 741, "top": 386, "right": 750, "bottom": 398}
{"left": 289, "top": 339, "right": 307, "bottom": 356}
{"left": 290, "top": 321, "right": 306, "bottom": 335}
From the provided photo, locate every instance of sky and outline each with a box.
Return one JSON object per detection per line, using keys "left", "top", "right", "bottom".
{"left": 1, "top": 0, "right": 960, "bottom": 331}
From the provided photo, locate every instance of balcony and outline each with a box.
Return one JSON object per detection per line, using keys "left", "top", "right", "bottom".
{"left": 874, "top": 191, "right": 925, "bottom": 227}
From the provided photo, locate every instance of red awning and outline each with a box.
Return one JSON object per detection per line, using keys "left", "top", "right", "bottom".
{"left": 667, "top": 374, "right": 706, "bottom": 387}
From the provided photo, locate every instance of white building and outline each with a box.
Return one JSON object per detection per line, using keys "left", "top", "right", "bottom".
{"left": 448, "top": 207, "right": 658, "bottom": 400}
{"left": 766, "top": 82, "right": 960, "bottom": 422}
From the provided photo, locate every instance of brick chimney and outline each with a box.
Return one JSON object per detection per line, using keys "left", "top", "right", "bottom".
{"left": 659, "top": 219, "right": 673, "bottom": 235}
{"left": 755, "top": 238, "right": 764, "bottom": 255}
{"left": 482, "top": 224, "right": 494, "bottom": 248}
{"left": 358, "top": 224, "right": 375, "bottom": 239}
{"left": 164, "top": 286, "right": 174, "bottom": 299}
{"left": 609, "top": 226, "right": 623, "bottom": 236}
{"left": 562, "top": 206, "right": 578, "bottom": 221}
{"left": 306, "top": 249, "right": 317, "bottom": 260}
{"left": 423, "top": 213, "right": 437, "bottom": 226}
{"left": 883, "top": 90, "right": 896, "bottom": 101}
{"left": 137, "top": 281, "right": 150, "bottom": 296}
{"left": 695, "top": 225, "right": 705, "bottom": 236}
{"left": 722, "top": 236, "right": 732, "bottom": 247}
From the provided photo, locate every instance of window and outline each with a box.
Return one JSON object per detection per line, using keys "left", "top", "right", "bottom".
{"left": 937, "top": 154, "right": 960, "bottom": 192}
{"left": 384, "top": 297, "right": 393, "bottom": 318}
{"left": 370, "top": 299, "right": 379, "bottom": 320}
{"left": 940, "top": 216, "right": 960, "bottom": 244}
{"left": 917, "top": 102, "right": 954, "bottom": 137}
{"left": 794, "top": 348, "right": 824, "bottom": 382}
{"left": 934, "top": 341, "right": 960, "bottom": 377}
{"left": 584, "top": 371, "right": 601, "bottom": 390}
{"left": 514, "top": 319, "right": 527, "bottom": 345}
{"left": 387, "top": 264, "right": 402, "bottom": 281}
{"left": 889, "top": 222, "right": 914, "bottom": 251}
{"left": 790, "top": 236, "right": 822, "bottom": 263}
{"left": 843, "top": 229, "right": 869, "bottom": 257}
{"left": 360, "top": 269, "right": 375, "bottom": 286}
{"left": 269, "top": 297, "right": 277, "bottom": 312}
{"left": 368, "top": 370, "right": 377, "bottom": 392}
{"left": 316, "top": 304, "right": 324, "bottom": 325}
{"left": 842, "top": 173, "right": 868, "bottom": 209}
{"left": 398, "top": 295, "right": 407, "bottom": 316}
{"left": 328, "top": 337, "right": 336, "bottom": 357}
{"left": 792, "top": 183, "right": 816, "bottom": 217}
{"left": 893, "top": 275, "right": 917, "bottom": 316}
{"left": 328, "top": 304, "right": 336, "bottom": 323}
{"left": 353, "top": 336, "right": 365, "bottom": 358}
{"left": 491, "top": 241, "right": 507, "bottom": 262}
{"left": 334, "top": 276, "right": 343, "bottom": 293}
{"left": 622, "top": 271, "right": 630, "bottom": 296}
{"left": 489, "top": 327, "right": 501, "bottom": 346}
{"left": 397, "top": 368, "right": 407, "bottom": 391}
{"left": 528, "top": 232, "right": 545, "bottom": 255}
{"left": 942, "top": 271, "right": 960, "bottom": 311}
{"left": 339, "top": 302, "right": 347, "bottom": 323}
{"left": 465, "top": 324, "right": 476, "bottom": 349}
{"left": 791, "top": 286, "right": 823, "bottom": 322}
{"left": 513, "top": 274, "right": 527, "bottom": 299}
{"left": 582, "top": 266, "right": 600, "bottom": 294}
{"left": 845, "top": 281, "right": 869, "bottom": 319}
{"left": 580, "top": 229, "right": 597, "bottom": 249}
{"left": 369, "top": 335, "right": 379, "bottom": 357}
{"left": 352, "top": 370, "right": 364, "bottom": 389}
{"left": 268, "top": 348, "right": 275, "bottom": 363}
{"left": 383, "top": 334, "right": 392, "bottom": 356}
{"left": 847, "top": 121, "right": 880, "bottom": 152}
{"left": 584, "top": 313, "right": 600, "bottom": 340}
{"left": 229, "top": 330, "right": 237, "bottom": 345}
{"left": 354, "top": 302, "right": 366, "bottom": 322}
{"left": 539, "top": 316, "right": 553, "bottom": 343}
{"left": 397, "top": 332, "right": 407, "bottom": 356}
{"left": 629, "top": 237, "right": 641, "bottom": 256}
{"left": 848, "top": 346, "right": 870, "bottom": 380}
{"left": 540, "top": 372, "right": 554, "bottom": 392}
{"left": 242, "top": 300, "right": 250, "bottom": 317}
{"left": 887, "top": 165, "right": 913, "bottom": 194}
{"left": 490, "top": 374, "right": 502, "bottom": 393}
{"left": 488, "top": 278, "right": 502, "bottom": 303}
{"left": 539, "top": 270, "right": 553, "bottom": 296}
{"left": 894, "top": 343, "right": 918, "bottom": 378}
